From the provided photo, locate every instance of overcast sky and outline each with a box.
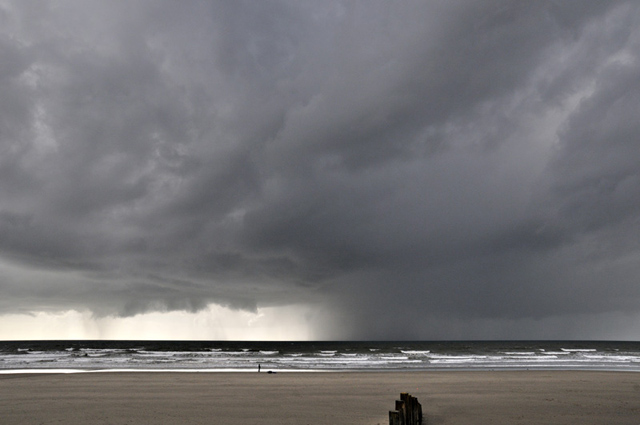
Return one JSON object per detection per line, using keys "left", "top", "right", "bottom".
{"left": 1, "top": 0, "right": 640, "bottom": 340}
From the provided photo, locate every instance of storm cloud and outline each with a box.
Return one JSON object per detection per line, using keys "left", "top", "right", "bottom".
{"left": 1, "top": 0, "right": 640, "bottom": 339}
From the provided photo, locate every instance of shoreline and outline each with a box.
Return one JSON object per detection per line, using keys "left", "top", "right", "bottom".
{"left": 2, "top": 365, "right": 640, "bottom": 374}
{"left": 2, "top": 370, "right": 640, "bottom": 424}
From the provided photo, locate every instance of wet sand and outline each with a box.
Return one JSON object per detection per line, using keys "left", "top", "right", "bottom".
{"left": 1, "top": 370, "right": 639, "bottom": 424}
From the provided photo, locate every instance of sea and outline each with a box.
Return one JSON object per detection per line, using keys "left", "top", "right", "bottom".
{"left": 1, "top": 340, "right": 640, "bottom": 373}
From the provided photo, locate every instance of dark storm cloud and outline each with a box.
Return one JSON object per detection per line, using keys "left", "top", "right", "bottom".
{"left": 1, "top": 0, "right": 640, "bottom": 338}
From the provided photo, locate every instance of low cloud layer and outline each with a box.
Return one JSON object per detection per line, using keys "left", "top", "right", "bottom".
{"left": 1, "top": 1, "right": 640, "bottom": 339}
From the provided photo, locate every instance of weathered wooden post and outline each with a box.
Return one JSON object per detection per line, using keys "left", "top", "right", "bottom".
{"left": 401, "top": 393, "right": 411, "bottom": 425}
{"left": 389, "top": 410, "right": 401, "bottom": 425}
{"left": 395, "top": 399, "right": 406, "bottom": 425}
{"left": 413, "top": 394, "right": 419, "bottom": 425}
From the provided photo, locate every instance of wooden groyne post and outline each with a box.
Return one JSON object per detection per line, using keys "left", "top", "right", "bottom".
{"left": 389, "top": 393, "right": 422, "bottom": 425}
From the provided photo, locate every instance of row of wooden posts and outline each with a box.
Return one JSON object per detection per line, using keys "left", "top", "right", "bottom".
{"left": 389, "top": 393, "right": 422, "bottom": 425}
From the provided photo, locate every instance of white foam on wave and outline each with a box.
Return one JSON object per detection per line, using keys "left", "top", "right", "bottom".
{"left": 428, "top": 355, "right": 483, "bottom": 359}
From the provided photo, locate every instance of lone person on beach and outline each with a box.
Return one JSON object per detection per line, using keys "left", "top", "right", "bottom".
{"left": 258, "top": 364, "right": 261, "bottom": 372}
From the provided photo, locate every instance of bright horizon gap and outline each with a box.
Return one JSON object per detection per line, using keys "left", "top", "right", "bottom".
{"left": 0, "top": 305, "right": 315, "bottom": 341}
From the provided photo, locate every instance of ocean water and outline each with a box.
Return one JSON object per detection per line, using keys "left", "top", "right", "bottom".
{"left": 1, "top": 341, "right": 640, "bottom": 373}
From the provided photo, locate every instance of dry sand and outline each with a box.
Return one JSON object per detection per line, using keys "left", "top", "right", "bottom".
{"left": 1, "top": 371, "right": 639, "bottom": 425}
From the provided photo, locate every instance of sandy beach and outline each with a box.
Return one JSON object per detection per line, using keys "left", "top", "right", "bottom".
{"left": 1, "top": 371, "right": 639, "bottom": 425}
